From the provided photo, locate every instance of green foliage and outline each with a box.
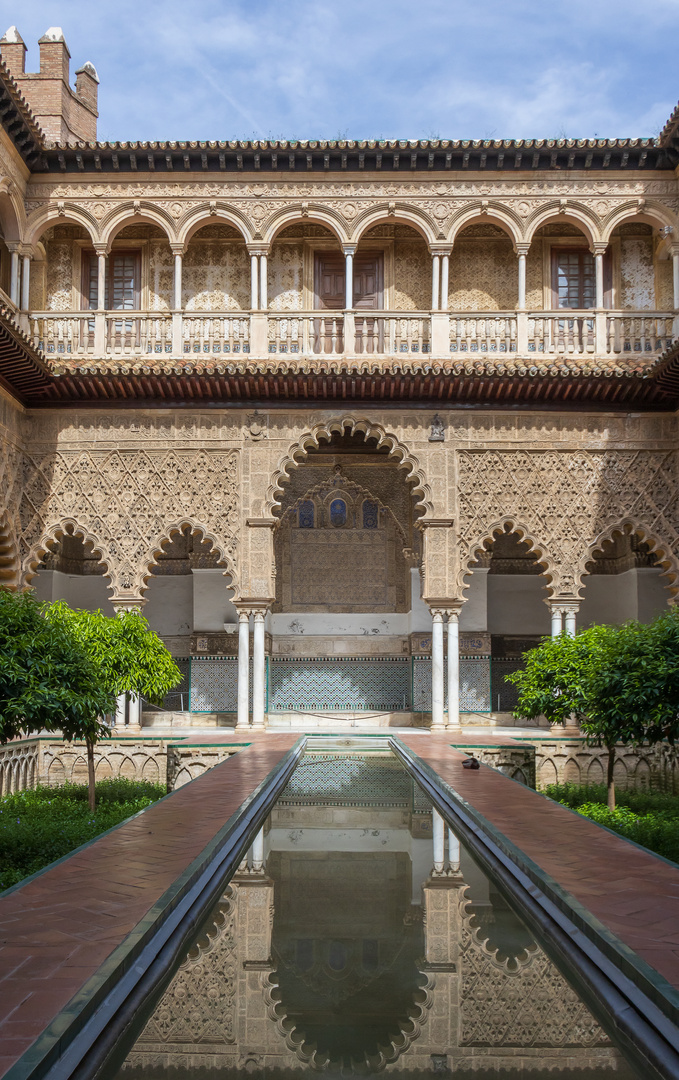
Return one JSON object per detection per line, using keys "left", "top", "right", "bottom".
{"left": 0, "top": 779, "right": 165, "bottom": 892}
{"left": 0, "top": 589, "right": 114, "bottom": 744}
{"left": 47, "top": 603, "right": 181, "bottom": 703}
{"left": 543, "top": 783, "right": 679, "bottom": 864}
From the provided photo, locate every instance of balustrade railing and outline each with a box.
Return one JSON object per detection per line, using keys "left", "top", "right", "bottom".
{"left": 449, "top": 313, "right": 517, "bottom": 353}
{"left": 29, "top": 308, "right": 678, "bottom": 362}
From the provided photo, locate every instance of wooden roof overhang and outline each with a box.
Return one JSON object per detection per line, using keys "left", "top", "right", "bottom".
{"left": 16, "top": 346, "right": 679, "bottom": 411}
{"left": 0, "top": 305, "right": 54, "bottom": 404}
{"left": 0, "top": 61, "right": 45, "bottom": 170}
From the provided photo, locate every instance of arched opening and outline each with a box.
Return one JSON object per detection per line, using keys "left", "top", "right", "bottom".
{"left": 579, "top": 528, "right": 670, "bottom": 627}
{"left": 605, "top": 221, "right": 674, "bottom": 354}
{"left": 30, "top": 528, "right": 114, "bottom": 614}
{"left": 28, "top": 223, "right": 96, "bottom": 354}
{"left": 271, "top": 425, "right": 424, "bottom": 721}
{"left": 352, "top": 222, "right": 431, "bottom": 353}
{"left": 450, "top": 223, "right": 517, "bottom": 312}
{"left": 267, "top": 222, "right": 344, "bottom": 354}
{"left": 464, "top": 524, "right": 551, "bottom": 720}
{"left": 181, "top": 222, "right": 250, "bottom": 354}
{"left": 0, "top": 223, "right": 11, "bottom": 300}
{"left": 144, "top": 526, "right": 236, "bottom": 720}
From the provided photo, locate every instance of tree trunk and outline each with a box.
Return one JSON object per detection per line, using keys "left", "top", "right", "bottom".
{"left": 86, "top": 736, "right": 96, "bottom": 812}
{"left": 606, "top": 743, "right": 616, "bottom": 811}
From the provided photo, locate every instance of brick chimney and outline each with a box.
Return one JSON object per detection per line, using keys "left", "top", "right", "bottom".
{"left": 0, "top": 25, "right": 99, "bottom": 143}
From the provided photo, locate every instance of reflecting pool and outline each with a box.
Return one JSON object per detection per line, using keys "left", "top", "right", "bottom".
{"left": 116, "top": 750, "right": 640, "bottom": 1078}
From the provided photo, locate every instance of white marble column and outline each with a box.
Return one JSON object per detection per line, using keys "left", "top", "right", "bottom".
{"left": 251, "top": 826, "right": 264, "bottom": 871}
{"left": 516, "top": 245, "right": 528, "bottom": 310}
{"left": 96, "top": 249, "right": 107, "bottom": 309}
{"left": 127, "top": 692, "right": 142, "bottom": 729}
{"left": 251, "top": 609, "right": 267, "bottom": 729}
{"left": 259, "top": 253, "right": 268, "bottom": 310}
{"left": 9, "top": 249, "right": 19, "bottom": 306}
{"left": 344, "top": 247, "right": 354, "bottom": 309}
{"left": 432, "top": 807, "right": 445, "bottom": 873}
{"left": 431, "top": 609, "right": 445, "bottom": 731}
{"left": 672, "top": 247, "right": 679, "bottom": 311}
{"left": 21, "top": 254, "right": 31, "bottom": 312}
{"left": 173, "top": 250, "right": 183, "bottom": 309}
{"left": 440, "top": 254, "right": 450, "bottom": 311}
{"left": 114, "top": 692, "right": 127, "bottom": 727}
{"left": 448, "top": 827, "right": 460, "bottom": 872}
{"left": 550, "top": 605, "right": 564, "bottom": 638}
{"left": 594, "top": 248, "right": 605, "bottom": 309}
{"left": 236, "top": 609, "right": 250, "bottom": 729}
{"left": 564, "top": 604, "right": 578, "bottom": 637}
{"left": 446, "top": 610, "right": 460, "bottom": 730}
{"left": 250, "top": 253, "right": 259, "bottom": 310}
{"left": 431, "top": 253, "right": 440, "bottom": 311}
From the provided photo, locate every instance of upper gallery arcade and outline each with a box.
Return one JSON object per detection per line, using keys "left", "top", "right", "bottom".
{"left": 1, "top": 26, "right": 679, "bottom": 732}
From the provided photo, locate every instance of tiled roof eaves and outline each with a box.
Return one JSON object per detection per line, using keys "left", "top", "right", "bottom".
{"left": 44, "top": 136, "right": 660, "bottom": 151}
{"left": 659, "top": 101, "right": 679, "bottom": 149}
{"left": 0, "top": 60, "right": 46, "bottom": 167}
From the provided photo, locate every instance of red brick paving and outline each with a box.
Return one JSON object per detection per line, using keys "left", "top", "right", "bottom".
{"left": 0, "top": 734, "right": 298, "bottom": 1079}
{"left": 400, "top": 733, "right": 679, "bottom": 993}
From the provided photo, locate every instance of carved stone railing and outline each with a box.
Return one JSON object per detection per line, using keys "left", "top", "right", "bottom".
{"left": 30, "top": 308, "right": 678, "bottom": 362}
{"left": 449, "top": 313, "right": 517, "bottom": 354}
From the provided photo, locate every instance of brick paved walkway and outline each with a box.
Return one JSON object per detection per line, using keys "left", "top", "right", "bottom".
{"left": 400, "top": 733, "right": 679, "bottom": 993}
{"left": 0, "top": 734, "right": 298, "bottom": 1079}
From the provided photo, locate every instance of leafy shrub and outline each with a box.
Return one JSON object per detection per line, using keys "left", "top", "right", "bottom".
{"left": 543, "top": 782, "right": 679, "bottom": 864}
{"left": 0, "top": 779, "right": 165, "bottom": 892}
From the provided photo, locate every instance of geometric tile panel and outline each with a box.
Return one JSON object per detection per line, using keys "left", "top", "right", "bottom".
{"left": 189, "top": 658, "right": 253, "bottom": 713}
{"left": 268, "top": 658, "right": 411, "bottom": 712}
{"left": 490, "top": 659, "right": 525, "bottom": 712}
{"left": 278, "top": 753, "right": 416, "bottom": 807}
{"left": 413, "top": 657, "right": 491, "bottom": 713}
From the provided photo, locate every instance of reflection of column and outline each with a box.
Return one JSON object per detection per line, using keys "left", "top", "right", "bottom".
{"left": 431, "top": 609, "right": 445, "bottom": 731}
{"left": 446, "top": 610, "right": 460, "bottom": 730}
{"left": 251, "top": 826, "right": 264, "bottom": 871}
{"left": 236, "top": 609, "right": 250, "bottom": 729}
{"left": 550, "top": 605, "right": 563, "bottom": 638}
{"left": 433, "top": 807, "right": 445, "bottom": 872}
{"left": 448, "top": 827, "right": 460, "bottom": 872}
{"left": 252, "top": 610, "right": 266, "bottom": 729}
{"left": 431, "top": 253, "right": 440, "bottom": 311}
{"left": 250, "top": 253, "right": 259, "bottom": 310}
{"left": 21, "top": 254, "right": 31, "bottom": 312}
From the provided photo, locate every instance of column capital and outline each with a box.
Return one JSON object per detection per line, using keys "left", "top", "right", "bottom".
{"left": 247, "top": 243, "right": 270, "bottom": 256}
{"left": 93, "top": 242, "right": 109, "bottom": 256}
{"left": 234, "top": 606, "right": 252, "bottom": 622}
{"left": 342, "top": 244, "right": 357, "bottom": 256}
{"left": 111, "top": 597, "right": 146, "bottom": 613}
{"left": 169, "top": 242, "right": 185, "bottom": 256}
{"left": 429, "top": 607, "right": 446, "bottom": 621}
{"left": 590, "top": 241, "right": 609, "bottom": 256}
{"left": 429, "top": 244, "right": 453, "bottom": 256}
{"left": 514, "top": 242, "right": 531, "bottom": 257}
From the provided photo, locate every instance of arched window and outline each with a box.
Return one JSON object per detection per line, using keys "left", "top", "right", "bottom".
{"left": 363, "top": 500, "right": 379, "bottom": 529}
{"left": 330, "top": 499, "right": 347, "bottom": 527}
{"left": 298, "top": 500, "right": 315, "bottom": 529}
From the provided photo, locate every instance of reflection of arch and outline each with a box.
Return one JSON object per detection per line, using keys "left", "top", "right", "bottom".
{"left": 179, "top": 205, "right": 254, "bottom": 246}
{"left": 352, "top": 204, "right": 436, "bottom": 246}
{"left": 263, "top": 965, "right": 433, "bottom": 1072}
{"left": 0, "top": 512, "right": 20, "bottom": 589}
{"left": 602, "top": 201, "right": 678, "bottom": 244}
{"left": 143, "top": 519, "right": 236, "bottom": 595}
{"left": 264, "top": 206, "right": 348, "bottom": 246}
{"left": 462, "top": 518, "right": 554, "bottom": 597}
{"left": 449, "top": 205, "right": 522, "bottom": 247}
{"left": 24, "top": 520, "right": 111, "bottom": 587}
{"left": 266, "top": 416, "right": 434, "bottom": 519}
{"left": 524, "top": 204, "right": 600, "bottom": 247}
{"left": 460, "top": 883, "right": 536, "bottom": 971}
{"left": 101, "top": 204, "right": 176, "bottom": 248}
{"left": 578, "top": 520, "right": 678, "bottom": 600}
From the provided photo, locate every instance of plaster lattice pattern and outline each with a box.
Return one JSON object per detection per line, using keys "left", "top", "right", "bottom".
{"left": 393, "top": 240, "right": 430, "bottom": 310}
{"left": 449, "top": 236, "right": 518, "bottom": 312}
{"left": 456, "top": 449, "right": 679, "bottom": 598}
{"left": 19, "top": 448, "right": 240, "bottom": 599}
{"left": 268, "top": 242, "right": 304, "bottom": 312}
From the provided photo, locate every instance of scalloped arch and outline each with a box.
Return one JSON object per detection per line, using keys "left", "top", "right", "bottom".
{"left": 263, "top": 205, "right": 349, "bottom": 246}
{"left": 448, "top": 203, "right": 523, "bottom": 247}
{"left": 23, "top": 520, "right": 111, "bottom": 587}
{"left": 0, "top": 512, "right": 20, "bottom": 589}
{"left": 524, "top": 202, "right": 601, "bottom": 246}
{"left": 140, "top": 518, "right": 237, "bottom": 595}
{"left": 351, "top": 203, "right": 437, "bottom": 245}
{"left": 601, "top": 200, "right": 678, "bottom": 243}
{"left": 178, "top": 204, "right": 254, "bottom": 246}
{"left": 101, "top": 202, "right": 177, "bottom": 247}
{"left": 26, "top": 204, "right": 99, "bottom": 247}
{"left": 265, "top": 416, "right": 435, "bottom": 519}
{"left": 577, "top": 519, "right": 679, "bottom": 600}
{"left": 460, "top": 518, "right": 555, "bottom": 597}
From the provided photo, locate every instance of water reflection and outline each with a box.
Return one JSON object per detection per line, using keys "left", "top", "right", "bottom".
{"left": 118, "top": 756, "right": 638, "bottom": 1079}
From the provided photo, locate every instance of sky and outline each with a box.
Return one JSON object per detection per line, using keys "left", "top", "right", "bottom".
{"left": 6, "top": 0, "right": 679, "bottom": 143}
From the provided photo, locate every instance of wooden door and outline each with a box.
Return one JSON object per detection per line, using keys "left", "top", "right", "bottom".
{"left": 315, "top": 253, "right": 345, "bottom": 309}
{"left": 353, "top": 253, "right": 383, "bottom": 309}
{"left": 315, "top": 252, "right": 384, "bottom": 309}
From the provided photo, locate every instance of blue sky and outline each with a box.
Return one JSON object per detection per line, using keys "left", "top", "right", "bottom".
{"left": 8, "top": 0, "right": 679, "bottom": 143}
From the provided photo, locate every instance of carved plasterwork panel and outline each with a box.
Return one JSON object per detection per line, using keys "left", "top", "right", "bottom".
{"left": 393, "top": 240, "right": 430, "bottom": 310}
{"left": 268, "top": 241, "right": 304, "bottom": 312}
{"left": 619, "top": 236, "right": 655, "bottom": 308}
{"left": 449, "top": 237, "right": 517, "bottom": 312}
{"left": 457, "top": 449, "right": 679, "bottom": 598}
{"left": 19, "top": 447, "right": 240, "bottom": 600}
